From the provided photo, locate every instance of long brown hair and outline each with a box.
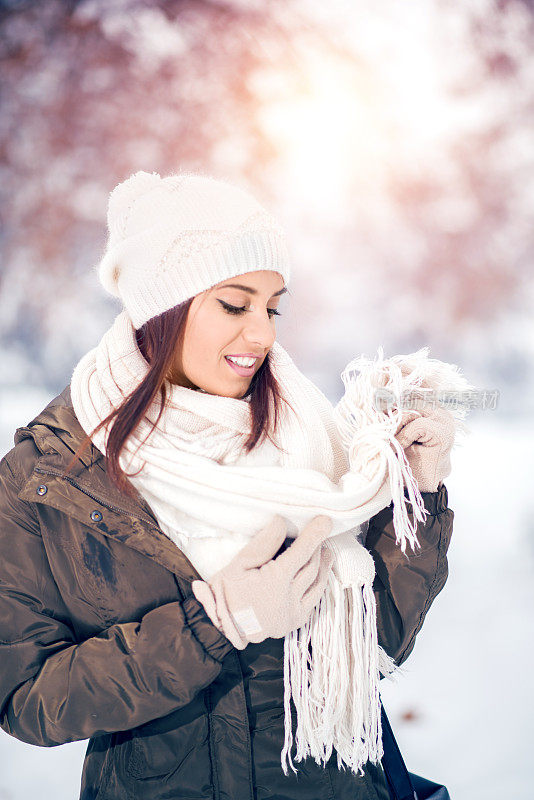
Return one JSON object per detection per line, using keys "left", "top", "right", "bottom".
{"left": 65, "top": 298, "right": 295, "bottom": 499}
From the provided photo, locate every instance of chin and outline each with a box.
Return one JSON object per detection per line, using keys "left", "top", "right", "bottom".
{"left": 192, "top": 371, "right": 252, "bottom": 398}
{"left": 194, "top": 381, "right": 245, "bottom": 398}
{"left": 227, "top": 383, "right": 252, "bottom": 400}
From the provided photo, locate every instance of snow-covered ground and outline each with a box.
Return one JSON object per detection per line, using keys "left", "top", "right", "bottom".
{"left": 0, "top": 387, "right": 531, "bottom": 799}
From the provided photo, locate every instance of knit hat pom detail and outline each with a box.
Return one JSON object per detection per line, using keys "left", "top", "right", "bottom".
{"left": 107, "top": 170, "right": 163, "bottom": 241}
{"left": 98, "top": 171, "right": 163, "bottom": 298}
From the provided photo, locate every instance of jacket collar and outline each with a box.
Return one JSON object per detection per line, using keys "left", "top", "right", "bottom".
{"left": 15, "top": 385, "right": 203, "bottom": 583}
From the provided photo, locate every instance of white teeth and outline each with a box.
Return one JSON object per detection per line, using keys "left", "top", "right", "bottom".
{"left": 227, "top": 356, "right": 256, "bottom": 367}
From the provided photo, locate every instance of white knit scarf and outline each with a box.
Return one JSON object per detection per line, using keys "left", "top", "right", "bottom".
{"left": 70, "top": 309, "right": 470, "bottom": 778}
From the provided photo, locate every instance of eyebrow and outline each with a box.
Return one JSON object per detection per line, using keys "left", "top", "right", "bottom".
{"left": 218, "top": 283, "right": 288, "bottom": 298}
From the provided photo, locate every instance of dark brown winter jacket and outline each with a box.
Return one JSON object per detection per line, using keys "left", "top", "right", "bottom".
{"left": 0, "top": 385, "right": 454, "bottom": 800}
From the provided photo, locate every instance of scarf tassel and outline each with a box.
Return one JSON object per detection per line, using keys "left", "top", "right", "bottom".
{"left": 281, "top": 569, "right": 397, "bottom": 778}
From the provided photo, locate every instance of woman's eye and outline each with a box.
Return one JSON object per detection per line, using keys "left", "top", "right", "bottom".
{"left": 218, "top": 300, "right": 281, "bottom": 318}
{"left": 218, "top": 300, "right": 245, "bottom": 315}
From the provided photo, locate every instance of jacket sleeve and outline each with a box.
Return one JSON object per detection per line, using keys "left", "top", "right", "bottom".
{"left": 365, "top": 482, "right": 454, "bottom": 671}
{"left": 0, "top": 449, "right": 234, "bottom": 747}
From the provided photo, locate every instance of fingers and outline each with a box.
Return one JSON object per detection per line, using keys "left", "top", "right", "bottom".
{"left": 236, "top": 515, "right": 288, "bottom": 571}
{"left": 396, "top": 420, "right": 423, "bottom": 449}
{"left": 396, "top": 408, "right": 455, "bottom": 450}
{"left": 275, "top": 515, "right": 333, "bottom": 577}
{"left": 292, "top": 540, "right": 323, "bottom": 593}
{"left": 301, "top": 547, "right": 333, "bottom": 608}
{"left": 397, "top": 419, "right": 433, "bottom": 448}
{"left": 394, "top": 409, "right": 420, "bottom": 435}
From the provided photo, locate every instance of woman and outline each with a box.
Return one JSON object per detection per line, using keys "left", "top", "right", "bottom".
{"left": 0, "top": 171, "right": 454, "bottom": 800}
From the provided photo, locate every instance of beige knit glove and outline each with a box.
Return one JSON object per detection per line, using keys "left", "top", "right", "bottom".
{"left": 395, "top": 406, "right": 456, "bottom": 492}
{"left": 191, "top": 515, "right": 334, "bottom": 650}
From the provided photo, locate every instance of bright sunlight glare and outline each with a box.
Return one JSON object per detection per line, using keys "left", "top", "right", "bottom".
{"left": 255, "top": 8, "right": 470, "bottom": 220}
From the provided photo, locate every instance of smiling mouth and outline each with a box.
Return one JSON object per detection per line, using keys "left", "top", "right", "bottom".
{"left": 224, "top": 356, "right": 257, "bottom": 376}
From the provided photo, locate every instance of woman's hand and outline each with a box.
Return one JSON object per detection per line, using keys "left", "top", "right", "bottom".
{"left": 395, "top": 405, "right": 456, "bottom": 492}
{"left": 191, "top": 514, "right": 334, "bottom": 649}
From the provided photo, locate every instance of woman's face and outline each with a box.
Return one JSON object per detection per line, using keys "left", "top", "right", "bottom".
{"left": 167, "top": 270, "right": 287, "bottom": 398}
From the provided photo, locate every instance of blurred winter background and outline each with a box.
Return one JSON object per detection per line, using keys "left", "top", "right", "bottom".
{"left": 1, "top": 0, "right": 533, "bottom": 797}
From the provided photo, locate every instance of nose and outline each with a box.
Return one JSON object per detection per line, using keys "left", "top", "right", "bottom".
{"left": 242, "top": 308, "right": 276, "bottom": 351}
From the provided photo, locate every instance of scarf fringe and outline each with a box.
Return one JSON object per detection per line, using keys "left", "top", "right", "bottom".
{"left": 281, "top": 569, "right": 396, "bottom": 777}
{"left": 333, "top": 344, "right": 473, "bottom": 555}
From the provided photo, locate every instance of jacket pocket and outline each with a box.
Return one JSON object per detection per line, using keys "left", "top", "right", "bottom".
{"left": 127, "top": 724, "right": 206, "bottom": 779}
{"left": 123, "top": 708, "right": 214, "bottom": 798}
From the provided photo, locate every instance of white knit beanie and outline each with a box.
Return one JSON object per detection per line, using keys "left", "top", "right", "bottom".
{"left": 97, "top": 170, "right": 292, "bottom": 329}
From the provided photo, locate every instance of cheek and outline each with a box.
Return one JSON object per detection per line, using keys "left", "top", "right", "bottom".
{"left": 183, "top": 316, "right": 229, "bottom": 368}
